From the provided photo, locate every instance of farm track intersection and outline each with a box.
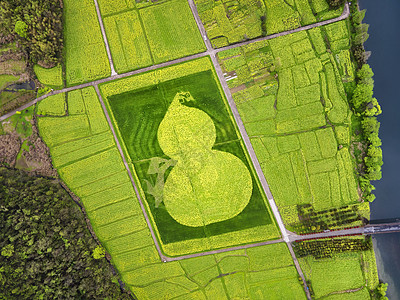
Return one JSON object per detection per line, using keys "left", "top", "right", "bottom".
{"left": 0, "top": 3, "right": 355, "bottom": 299}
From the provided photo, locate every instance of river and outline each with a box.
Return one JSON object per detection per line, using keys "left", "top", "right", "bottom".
{"left": 359, "top": 0, "right": 400, "bottom": 298}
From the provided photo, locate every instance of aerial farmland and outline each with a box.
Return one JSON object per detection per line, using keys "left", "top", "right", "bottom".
{"left": 0, "top": 0, "right": 387, "bottom": 299}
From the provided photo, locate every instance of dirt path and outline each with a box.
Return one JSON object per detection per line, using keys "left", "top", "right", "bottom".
{"left": 92, "top": 0, "right": 117, "bottom": 76}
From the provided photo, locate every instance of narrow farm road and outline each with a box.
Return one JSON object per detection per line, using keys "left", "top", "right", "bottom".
{"left": 94, "top": 85, "right": 168, "bottom": 262}
{"left": 93, "top": 0, "right": 117, "bottom": 76}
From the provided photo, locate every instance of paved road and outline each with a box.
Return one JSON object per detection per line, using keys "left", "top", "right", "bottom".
{"left": 93, "top": 0, "right": 117, "bottom": 76}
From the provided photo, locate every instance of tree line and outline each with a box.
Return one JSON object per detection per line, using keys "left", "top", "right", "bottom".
{"left": 0, "top": 167, "right": 132, "bottom": 299}
{"left": 348, "top": 3, "right": 382, "bottom": 203}
{"left": 0, "top": 0, "right": 63, "bottom": 67}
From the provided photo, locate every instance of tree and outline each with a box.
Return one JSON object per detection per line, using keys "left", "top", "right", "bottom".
{"left": 92, "top": 245, "right": 106, "bottom": 259}
{"left": 352, "top": 9, "right": 366, "bottom": 25}
{"left": 326, "top": 0, "right": 345, "bottom": 9}
{"left": 361, "top": 117, "right": 380, "bottom": 135}
{"left": 351, "top": 83, "right": 373, "bottom": 110}
{"left": 0, "top": 0, "right": 63, "bottom": 66}
{"left": 364, "top": 98, "right": 382, "bottom": 116}
{"left": 375, "top": 283, "right": 389, "bottom": 300}
{"left": 14, "top": 20, "right": 27, "bottom": 38}
{"left": 0, "top": 168, "right": 131, "bottom": 299}
{"left": 357, "top": 64, "right": 374, "bottom": 85}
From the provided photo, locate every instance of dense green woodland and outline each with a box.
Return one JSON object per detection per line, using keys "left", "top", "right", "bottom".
{"left": 0, "top": 0, "right": 63, "bottom": 66}
{"left": 0, "top": 168, "right": 131, "bottom": 299}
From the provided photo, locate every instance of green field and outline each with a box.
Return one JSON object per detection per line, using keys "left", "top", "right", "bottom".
{"left": 99, "top": 0, "right": 205, "bottom": 72}
{"left": 299, "top": 249, "right": 375, "bottom": 298}
{"left": 36, "top": 93, "right": 66, "bottom": 116}
{"left": 140, "top": 0, "right": 205, "bottom": 63}
{"left": 217, "top": 22, "right": 360, "bottom": 227}
{"left": 103, "top": 10, "right": 153, "bottom": 73}
{"left": 33, "top": 64, "right": 63, "bottom": 89}
{"left": 123, "top": 243, "right": 306, "bottom": 299}
{"left": 63, "top": 0, "right": 110, "bottom": 85}
{"left": 195, "top": 0, "right": 343, "bottom": 47}
{"left": 100, "top": 57, "right": 279, "bottom": 256}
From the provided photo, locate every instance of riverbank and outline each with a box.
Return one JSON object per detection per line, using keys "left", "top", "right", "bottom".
{"left": 359, "top": 0, "right": 400, "bottom": 298}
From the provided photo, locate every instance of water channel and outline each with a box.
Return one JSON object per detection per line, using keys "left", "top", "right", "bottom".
{"left": 359, "top": 0, "right": 400, "bottom": 298}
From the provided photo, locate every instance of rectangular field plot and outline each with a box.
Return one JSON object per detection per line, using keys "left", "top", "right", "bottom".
{"left": 103, "top": 11, "right": 153, "bottom": 73}
{"left": 217, "top": 26, "right": 360, "bottom": 228}
{"left": 299, "top": 251, "right": 367, "bottom": 298}
{"left": 63, "top": 0, "right": 110, "bottom": 85}
{"left": 139, "top": 0, "right": 205, "bottom": 63}
{"left": 121, "top": 243, "right": 305, "bottom": 299}
{"left": 100, "top": 57, "right": 279, "bottom": 256}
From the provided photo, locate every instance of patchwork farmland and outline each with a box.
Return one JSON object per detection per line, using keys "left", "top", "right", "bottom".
{"left": 98, "top": 0, "right": 206, "bottom": 72}
{"left": 195, "top": 0, "right": 344, "bottom": 47}
{"left": 0, "top": 0, "right": 383, "bottom": 299}
{"left": 218, "top": 20, "right": 362, "bottom": 229}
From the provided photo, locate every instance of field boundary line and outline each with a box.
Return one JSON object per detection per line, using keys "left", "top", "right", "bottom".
{"left": 94, "top": 84, "right": 168, "bottom": 262}
{"left": 97, "top": 213, "right": 146, "bottom": 229}
{"left": 54, "top": 145, "right": 115, "bottom": 169}
{"left": 93, "top": 0, "right": 117, "bottom": 76}
{"left": 86, "top": 196, "right": 135, "bottom": 213}
{"left": 103, "top": 226, "right": 149, "bottom": 243}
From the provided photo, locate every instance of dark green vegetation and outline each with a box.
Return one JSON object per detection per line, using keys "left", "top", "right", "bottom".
{"left": 293, "top": 237, "right": 372, "bottom": 259}
{"left": 350, "top": 64, "right": 382, "bottom": 202}
{"left": 107, "top": 70, "right": 273, "bottom": 246}
{"left": 346, "top": 2, "right": 382, "bottom": 202}
{"left": 0, "top": 167, "right": 131, "bottom": 299}
{"left": 326, "top": 0, "right": 345, "bottom": 9}
{"left": 291, "top": 204, "right": 364, "bottom": 234}
{"left": 0, "top": 0, "right": 63, "bottom": 67}
{"left": 374, "top": 283, "right": 389, "bottom": 300}
{"left": 0, "top": 0, "right": 64, "bottom": 114}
